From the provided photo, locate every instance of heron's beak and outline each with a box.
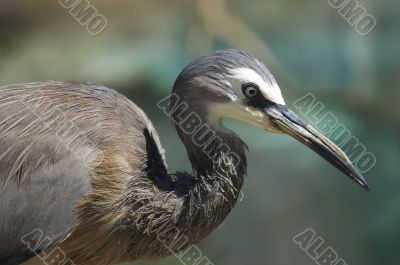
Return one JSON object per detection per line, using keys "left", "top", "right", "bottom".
{"left": 264, "top": 104, "right": 370, "bottom": 191}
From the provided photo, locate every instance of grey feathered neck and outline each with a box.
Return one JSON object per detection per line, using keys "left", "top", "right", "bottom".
{"left": 168, "top": 50, "right": 252, "bottom": 232}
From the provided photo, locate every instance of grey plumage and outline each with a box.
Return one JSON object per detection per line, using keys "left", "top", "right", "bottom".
{"left": 0, "top": 49, "right": 369, "bottom": 265}
{"left": 0, "top": 82, "right": 172, "bottom": 264}
{"left": 0, "top": 79, "right": 245, "bottom": 264}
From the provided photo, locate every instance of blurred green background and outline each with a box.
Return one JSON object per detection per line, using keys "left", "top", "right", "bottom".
{"left": 0, "top": 0, "right": 398, "bottom": 264}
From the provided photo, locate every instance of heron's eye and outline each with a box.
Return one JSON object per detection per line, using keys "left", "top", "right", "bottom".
{"left": 242, "top": 83, "right": 259, "bottom": 98}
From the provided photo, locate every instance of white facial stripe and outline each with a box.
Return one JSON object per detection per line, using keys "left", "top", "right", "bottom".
{"left": 208, "top": 102, "right": 282, "bottom": 133}
{"left": 228, "top": 67, "right": 285, "bottom": 105}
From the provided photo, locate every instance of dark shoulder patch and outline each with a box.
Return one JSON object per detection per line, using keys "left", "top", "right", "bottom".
{"left": 143, "top": 128, "right": 170, "bottom": 189}
{"left": 0, "top": 249, "right": 37, "bottom": 265}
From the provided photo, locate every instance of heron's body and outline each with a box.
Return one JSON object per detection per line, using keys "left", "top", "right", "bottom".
{"left": 0, "top": 81, "right": 245, "bottom": 265}
{"left": 0, "top": 50, "right": 368, "bottom": 265}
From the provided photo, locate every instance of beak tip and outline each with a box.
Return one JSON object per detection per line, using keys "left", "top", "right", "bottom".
{"left": 353, "top": 173, "right": 370, "bottom": 191}
{"left": 358, "top": 181, "right": 371, "bottom": 191}
{"left": 361, "top": 181, "right": 371, "bottom": 191}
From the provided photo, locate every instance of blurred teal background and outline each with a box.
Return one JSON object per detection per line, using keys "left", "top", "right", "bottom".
{"left": 0, "top": 0, "right": 398, "bottom": 264}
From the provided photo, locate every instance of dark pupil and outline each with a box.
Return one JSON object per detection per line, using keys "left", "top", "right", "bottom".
{"left": 247, "top": 87, "right": 256, "bottom": 96}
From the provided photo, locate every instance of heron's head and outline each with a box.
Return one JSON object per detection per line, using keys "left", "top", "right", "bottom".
{"left": 172, "top": 49, "right": 369, "bottom": 190}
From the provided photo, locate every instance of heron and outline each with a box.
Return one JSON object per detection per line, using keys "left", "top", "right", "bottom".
{"left": 0, "top": 49, "right": 369, "bottom": 265}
